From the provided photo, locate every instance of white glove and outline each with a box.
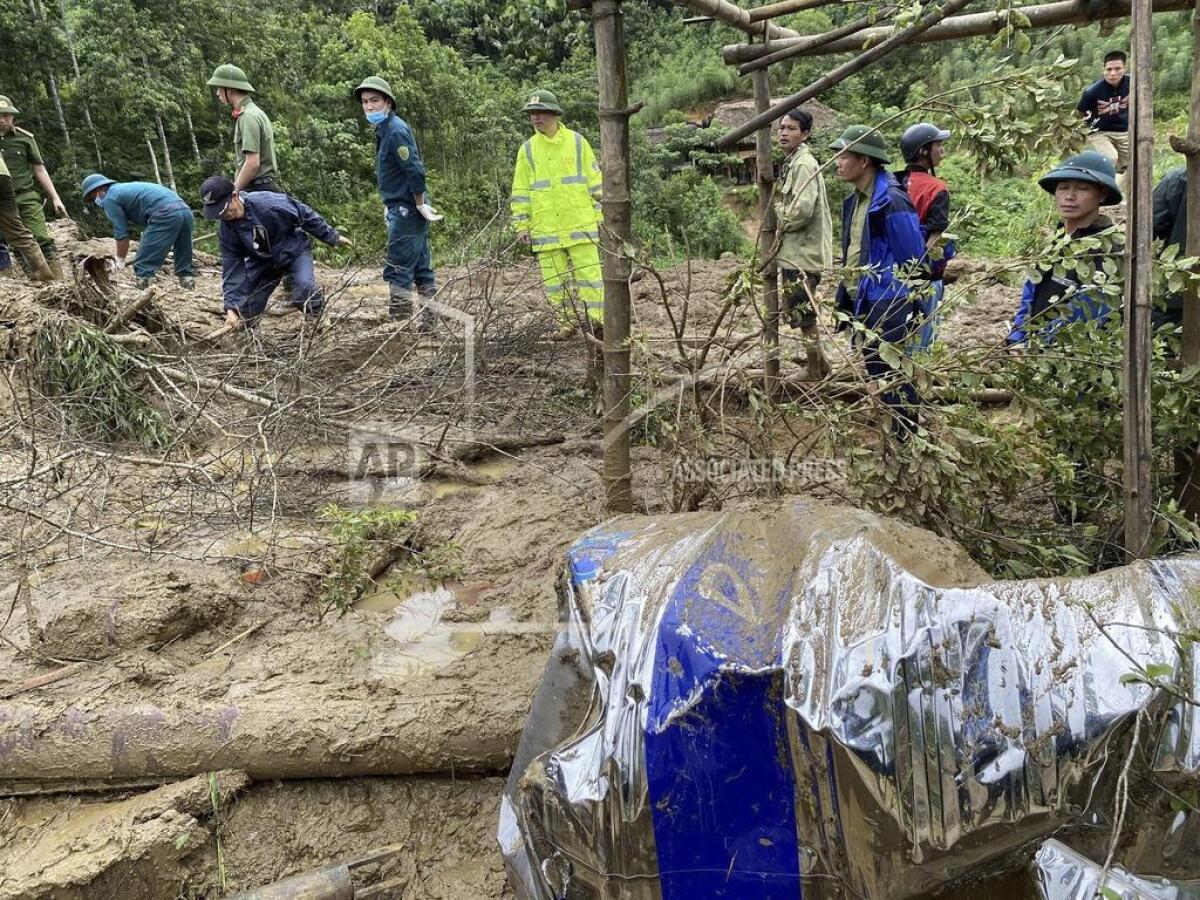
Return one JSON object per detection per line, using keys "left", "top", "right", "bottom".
{"left": 417, "top": 203, "right": 443, "bottom": 223}
{"left": 112, "top": 257, "right": 126, "bottom": 271}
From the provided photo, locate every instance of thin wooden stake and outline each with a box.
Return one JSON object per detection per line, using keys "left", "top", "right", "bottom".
{"left": 1184, "top": 0, "right": 1200, "bottom": 369}
{"left": 594, "top": 0, "right": 635, "bottom": 513}
{"left": 1125, "top": 0, "right": 1154, "bottom": 560}
{"left": 752, "top": 67, "right": 781, "bottom": 395}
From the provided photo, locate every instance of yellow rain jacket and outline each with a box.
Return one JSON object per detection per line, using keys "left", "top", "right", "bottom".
{"left": 510, "top": 126, "right": 602, "bottom": 250}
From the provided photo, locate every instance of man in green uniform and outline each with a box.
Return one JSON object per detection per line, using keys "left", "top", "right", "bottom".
{"left": 205, "top": 65, "right": 281, "bottom": 194}
{"left": 0, "top": 151, "right": 53, "bottom": 281}
{"left": 0, "top": 95, "right": 68, "bottom": 278}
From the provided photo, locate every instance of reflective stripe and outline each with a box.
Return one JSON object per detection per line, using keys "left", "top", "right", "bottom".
{"left": 577, "top": 280, "right": 605, "bottom": 290}
{"left": 512, "top": 213, "right": 530, "bottom": 221}
{"left": 589, "top": 185, "right": 603, "bottom": 195}
{"left": 530, "top": 179, "right": 552, "bottom": 190}
{"left": 560, "top": 133, "right": 588, "bottom": 184}
{"left": 532, "top": 236, "right": 560, "bottom": 246}
{"left": 560, "top": 176, "right": 588, "bottom": 184}
{"left": 510, "top": 194, "right": 530, "bottom": 204}
{"left": 570, "top": 231, "right": 599, "bottom": 241}
{"left": 523, "top": 140, "right": 535, "bottom": 172}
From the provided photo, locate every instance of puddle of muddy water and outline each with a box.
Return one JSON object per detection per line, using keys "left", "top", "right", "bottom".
{"left": 429, "top": 455, "right": 518, "bottom": 499}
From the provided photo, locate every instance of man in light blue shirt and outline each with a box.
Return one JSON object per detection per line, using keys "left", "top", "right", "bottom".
{"left": 81, "top": 174, "right": 195, "bottom": 290}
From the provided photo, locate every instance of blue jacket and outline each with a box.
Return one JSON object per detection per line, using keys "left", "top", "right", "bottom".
{"left": 99, "top": 182, "right": 189, "bottom": 240}
{"left": 374, "top": 111, "right": 427, "bottom": 208}
{"left": 218, "top": 192, "right": 340, "bottom": 315}
{"left": 835, "top": 170, "right": 927, "bottom": 327}
{"left": 1007, "top": 217, "right": 1120, "bottom": 344}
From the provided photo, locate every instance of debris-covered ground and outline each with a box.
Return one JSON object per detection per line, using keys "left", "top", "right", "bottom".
{"left": 0, "top": 223, "right": 1026, "bottom": 898}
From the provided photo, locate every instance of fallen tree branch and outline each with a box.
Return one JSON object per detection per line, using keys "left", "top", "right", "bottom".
{"left": 0, "top": 662, "right": 86, "bottom": 699}
{"left": 130, "top": 358, "right": 275, "bottom": 408}
{"left": 103, "top": 287, "right": 158, "bottom": 334}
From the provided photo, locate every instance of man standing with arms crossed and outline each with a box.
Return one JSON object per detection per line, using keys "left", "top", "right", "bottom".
{"left": 510, "top": 89, "right": 604, "bottom": 337}
{"left": 0, "top": 95, "right": 69, "bottom": 279}
{"left": 1076, "top": 50, "right": 1130, "bottom": 193}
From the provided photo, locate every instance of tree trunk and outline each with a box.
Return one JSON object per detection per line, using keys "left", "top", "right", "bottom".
{"left": 184, "top": 108, "right": 202, "bottom": 166}
{"left": 0, "top": 695, "right": 513, "bottom": 785}
{"left": 155, "top": 113, "right": 176, "bottom": 191}
{"left": 57, "top": 0, "right": 100, "bottom": 166}
{"left": 147, "top": 138, "right": 162, "bottom": 184}
{"left": 753, "top": 66, "right": 780, "bottom": 394}
{"left": 594, "top": 0, "right": 635, "bottom": 514}
{"left": 27, "top": 0, "right": 71, "bottom": 151}
{"left": 1176, "top": 0, "right": 1200, "bottom": 518}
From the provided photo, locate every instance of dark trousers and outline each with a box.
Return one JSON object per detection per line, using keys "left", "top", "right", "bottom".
{"left": 245, "top": 176, "right": 285, "bottom": 194}
{"left": 384, "top": 204, "right": 435, "bottom": 293}
{"left": 858, "top": 297, "right": 918, "bottom": 435}
{"left": 237, "top": 253, "right": 323, "bottom": 319}
{"left": 779, "top": 270, "right": 819, "bottom": 329}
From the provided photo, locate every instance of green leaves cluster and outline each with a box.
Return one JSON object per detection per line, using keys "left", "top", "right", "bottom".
{"left": 318, "top": 503, "right": 417, "bottom": 616}
{"left": 35, "top": 320, "right": 171, "bottom": 449}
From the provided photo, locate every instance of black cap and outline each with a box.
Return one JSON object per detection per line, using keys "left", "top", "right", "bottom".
{"left": 200, "top": 175, "right": 236, "bottom": 219}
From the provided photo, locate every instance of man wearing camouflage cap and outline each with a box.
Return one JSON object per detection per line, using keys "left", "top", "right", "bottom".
{"left": 206, "top": 65, "right": 282, "bottom": 194}
{"left": 0, "top": 95, "right": 69, "bottom": 278}
{"left": 510, "top": 88, "right": 604, "bottom": 336}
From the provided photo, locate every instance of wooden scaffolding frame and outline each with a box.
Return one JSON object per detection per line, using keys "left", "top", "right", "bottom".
{"left": 575, "top": 0, "right": 1198, "bottom": 561}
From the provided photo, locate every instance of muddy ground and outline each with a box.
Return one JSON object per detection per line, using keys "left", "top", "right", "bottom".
{"left": 0, "top": 223, "right": 1020, "bottom": 898}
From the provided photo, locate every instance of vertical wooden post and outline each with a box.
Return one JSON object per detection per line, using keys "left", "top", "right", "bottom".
{"left": 1124, "top": 0, "right": 1154, "bottom": 560}
{"left": 1174, "top": 0, "right": 1200, "bottom": 517}
{"left": 753, "top": 65, "right": 781, "bottom": 394}
{"left": 1183, "top": 0, "right": 1200, "bottom": 367}
{"left": 594, "top": 0, "right": 634, "bottom": 513}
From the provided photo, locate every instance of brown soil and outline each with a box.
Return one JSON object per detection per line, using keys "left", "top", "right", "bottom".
{"left": 0, "top": 221, "right": 1020, "bottom": 898}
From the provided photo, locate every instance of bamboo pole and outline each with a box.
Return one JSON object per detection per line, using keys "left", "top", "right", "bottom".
{"left": 739, "top": 11, "right": 886, "bottom": 75}
{"left": 753, "top": 67, "right": 781, "bottom": 394}
{"left": 716, "top": 0, "right": 972, "bottom": 150}
{"left": 1170, "top": 0, "right": 1200, "bottom": 517}
{"left": 672, "top": 0, "right": 799, "bottom": 39}
{"left": 747, "top": 0, "right": 849, "bottom": 20}
{"left": 1124, "top": 0, "right": 1154, "bottom": 560}
{"left": 723, "top": 0, "right": 1193, "bottom": 64}
{"left": 594, "top": 0, "right": 635, "bottom": 513}
{"left": 1184, "top": 0, "right": 1200, "bottom": 368}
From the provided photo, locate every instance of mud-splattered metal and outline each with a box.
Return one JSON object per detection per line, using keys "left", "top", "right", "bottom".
{"left": 499, "top": 502, "right": 1200, "bottom": 899}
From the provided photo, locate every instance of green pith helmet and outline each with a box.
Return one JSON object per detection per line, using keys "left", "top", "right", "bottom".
{"left": 353, "top": 76, "right": 395, "bottom": 106}
{"left": 830, "top": 124, "right": 891, "bottom": 164}
{"left": 206, "top": 64, "right": 255, "bottom": 93}
{"left": 1038, "top": 150, "right": 1123, "bottom": 206}
{"left": 522, "top": 89, "right": 564, "bottom": 115}
{"left": 0, "top": 96, "right": 19, "bottom": 115}
{"left": 81, "top": 173, "right": 116, "bottom": 200}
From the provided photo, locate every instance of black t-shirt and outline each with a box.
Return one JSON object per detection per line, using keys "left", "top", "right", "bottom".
{"left": 1076, "top": 75, "right": 1130, "bottom": 133}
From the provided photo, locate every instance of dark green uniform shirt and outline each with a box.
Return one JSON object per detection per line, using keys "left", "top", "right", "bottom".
{"left": 0, "top": 127, "right": 44, "bottom": 195}
{"left": 233, "top": 97, "right": 278, "bottom": 181}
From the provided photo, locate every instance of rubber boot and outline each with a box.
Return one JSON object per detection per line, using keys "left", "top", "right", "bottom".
{"left": 20, "top": 242, "right": 54, "bottom": 282}
{"left": 415, "top": 286, "right": 439, "bottom": 333}
{"left": 389, "top": 285, "right": 413, "bottom": 322}
{"left": 803, "top": 325, "right": 830, "bottom": 379}
{"left": 179, "top": 275, "right": 196, "bottom": 290}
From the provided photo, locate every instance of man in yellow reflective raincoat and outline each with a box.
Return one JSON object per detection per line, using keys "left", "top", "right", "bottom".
{"left": 510, "top": 89, "right": 604, "bottom": 334}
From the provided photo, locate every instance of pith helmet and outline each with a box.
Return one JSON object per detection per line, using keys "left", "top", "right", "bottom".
{"left": 1038, "top": 150, "right": 1122, "bottom": 206}
{"left": 81, "top": 173, "right": 116, "bottom": 200}
{"left": 900, "top": 122, "right": 951, "bottom": 164}
{"left": 0, "top": 96, "right": 19, "bottom": 115}
{"left": 353, "top": 76, "right": 395, "bottom": 106}
{"left": 206, "top": 64, "right": 255, "bottom": 93}
{"left": 522, "top": 89, "right": 564, "bottom": 115}
{"left": 831, "top": 125, "right": 891, "bottom": 164}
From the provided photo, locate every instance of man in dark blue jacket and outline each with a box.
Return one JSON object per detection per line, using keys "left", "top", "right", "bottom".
{"left": 832, "top": 125, "right": 927, "bottom": 435}
{"left": 354, "top": 76, "right": 440, "bottom": 324}
{"left": 200, "top": 174, "right": 352, "bottom": 327}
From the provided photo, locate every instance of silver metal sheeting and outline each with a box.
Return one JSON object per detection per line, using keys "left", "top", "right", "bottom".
{"left": 1033, "top": 840, "right": 1200, "bottom": 899}
{"left": 500, "top": 502, "right": 1200, "bottom": 900}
